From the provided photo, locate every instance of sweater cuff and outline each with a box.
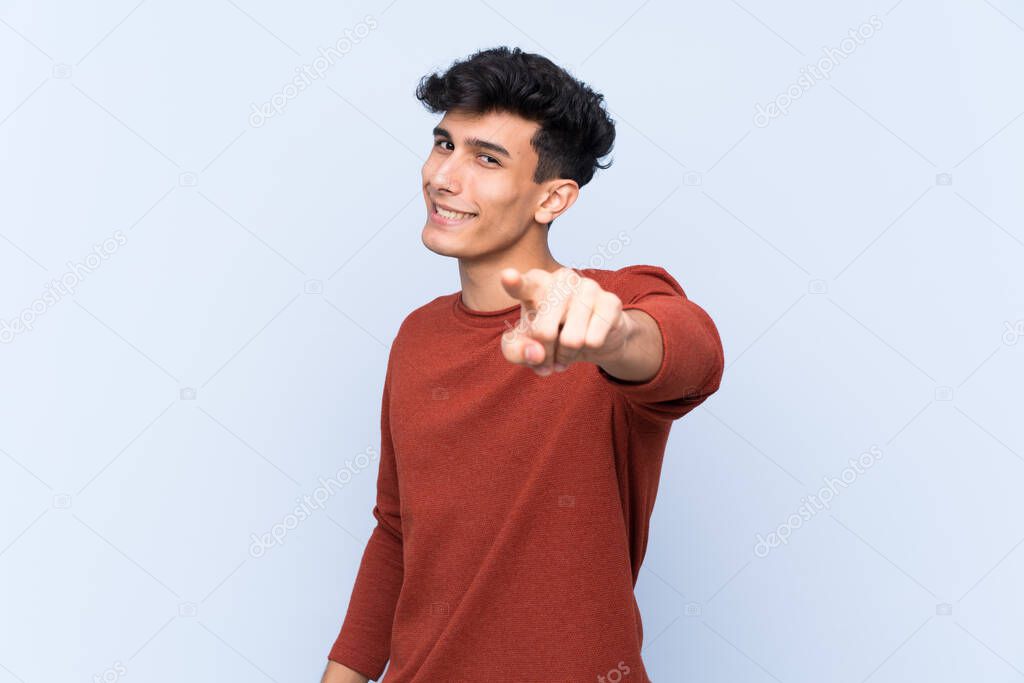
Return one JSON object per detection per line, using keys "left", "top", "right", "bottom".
{"left": 600, "top": 304, "right": 669, "bottom": 386}
{"left": 596, "top": 296, "right": 723, "bottom": 420}
{"left": 327, "top": 641, "right": 385, "bottom": 681}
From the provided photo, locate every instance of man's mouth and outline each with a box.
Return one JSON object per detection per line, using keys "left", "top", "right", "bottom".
{"left": 431, "top": 201, "right": 478, "bottom": 224}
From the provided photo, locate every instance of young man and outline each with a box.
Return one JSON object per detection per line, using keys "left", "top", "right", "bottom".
{"left": 322, "top": 46, "right": 724, "bottom": 683}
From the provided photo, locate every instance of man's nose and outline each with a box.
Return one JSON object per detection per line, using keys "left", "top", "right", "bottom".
{"left": 430, "top": 156, "right": 462, "bottom": 192}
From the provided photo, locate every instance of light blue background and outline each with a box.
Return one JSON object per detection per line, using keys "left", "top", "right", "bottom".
{"left": 2, "top": 1, "right": 1023, "bottom": 681}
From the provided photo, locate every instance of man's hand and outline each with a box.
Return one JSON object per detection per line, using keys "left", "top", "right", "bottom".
{"left": 500, "top": 267, "right": 644, "bottom": 377}
{"left": 321, "top": 661, "right": 369, "bottom": 683}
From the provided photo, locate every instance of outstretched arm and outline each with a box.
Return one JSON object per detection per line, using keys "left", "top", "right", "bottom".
{"left": 500, "top": 265, "right": 724, "bottom": 421}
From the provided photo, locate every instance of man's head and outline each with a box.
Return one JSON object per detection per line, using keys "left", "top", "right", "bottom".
{"left": 416, "top": 46, "right": 615, "bottom": 262}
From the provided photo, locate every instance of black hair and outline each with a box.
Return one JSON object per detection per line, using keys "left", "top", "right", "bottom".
{"left": 415, "top": 46, "right": 616, "bottom": 195}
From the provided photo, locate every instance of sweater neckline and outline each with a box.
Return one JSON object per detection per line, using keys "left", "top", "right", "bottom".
{"left": 451, "top": 292, "right": 522, "bottom": 328}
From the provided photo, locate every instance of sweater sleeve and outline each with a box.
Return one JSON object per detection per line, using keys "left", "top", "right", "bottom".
{"left": 596, "top": 265, "right": 725, "bottom": 423}
{"left": 327, "top": 352, "right": 404, "bottom": 680}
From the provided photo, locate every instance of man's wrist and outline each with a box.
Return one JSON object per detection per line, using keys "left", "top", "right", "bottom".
{"left": 594, "top": 309, "right": 662, "bottom": 382}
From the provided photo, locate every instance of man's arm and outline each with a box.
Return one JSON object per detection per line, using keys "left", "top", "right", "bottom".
{"left": 594, "top": 266, "right": 725, "bottom": 421}
{"left": 324, "top": 352, "right": 404, "bottom": 680}
{"left": 499, "top": 264, "right": 724, "bottom": 420}
{"left": 592, "top": 308, "right": 663, "bottom": 383}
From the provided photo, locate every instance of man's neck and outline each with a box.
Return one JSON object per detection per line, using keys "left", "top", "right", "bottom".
{"left": 458, "top": 243, "right": 565, "bottom": 312}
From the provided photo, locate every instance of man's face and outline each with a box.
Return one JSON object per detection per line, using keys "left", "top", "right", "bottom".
{"left": 420, "top": 109, "right": 555, "bottom": 260}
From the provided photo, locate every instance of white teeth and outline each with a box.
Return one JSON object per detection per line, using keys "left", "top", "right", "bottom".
{"left": 436, "top": 205, "right": 474, "bottom": 220}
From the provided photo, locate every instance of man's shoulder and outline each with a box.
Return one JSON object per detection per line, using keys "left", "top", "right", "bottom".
{"left": 581, "top": 263, "right": 686, "bottom": 303}
{"left": 393, "top": 292, "right": 458, "bottom": 339}
{"left": 409, "top": 291, "right": 457, "bottom": 318}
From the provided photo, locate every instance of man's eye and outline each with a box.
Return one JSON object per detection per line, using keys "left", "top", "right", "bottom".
{"left": 431, "top": 141, "right": 498, "bottom": 166}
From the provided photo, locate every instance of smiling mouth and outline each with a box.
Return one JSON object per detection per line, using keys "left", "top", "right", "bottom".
{"left": 431, "top": 202, "right": 478, "bottom": 223}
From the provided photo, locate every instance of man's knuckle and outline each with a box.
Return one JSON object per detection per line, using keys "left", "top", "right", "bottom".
{"left": 558, "top": 334, "right": 584, "bottom": 351}
{"left": 533, "top": 328, "right": 557, "bottom": 342}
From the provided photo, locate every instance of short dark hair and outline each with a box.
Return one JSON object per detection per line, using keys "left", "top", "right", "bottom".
{"left": 415, "top": 46, "right": 616, "bottom": 190}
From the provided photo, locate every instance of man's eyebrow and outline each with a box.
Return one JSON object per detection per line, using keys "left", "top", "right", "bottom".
{"left": 432, "top": 126, "right": 512, "bottom": 159}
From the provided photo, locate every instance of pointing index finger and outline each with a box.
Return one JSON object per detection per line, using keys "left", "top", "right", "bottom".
{"left": 500, "top": 268, "right": 540, "bottom": 306}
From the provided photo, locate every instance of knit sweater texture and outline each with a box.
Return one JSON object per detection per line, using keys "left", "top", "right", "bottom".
{"left": 328, "top": 264, "right": 725, "bottom": 682}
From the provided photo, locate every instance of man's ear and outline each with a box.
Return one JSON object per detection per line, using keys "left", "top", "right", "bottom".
{"left": 535, "top": 180, "right": 579, "bottom": 225}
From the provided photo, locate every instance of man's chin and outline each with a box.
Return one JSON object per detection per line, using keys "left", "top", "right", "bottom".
{"left": 421, "top": 224, "right": 465, "bottom": 257}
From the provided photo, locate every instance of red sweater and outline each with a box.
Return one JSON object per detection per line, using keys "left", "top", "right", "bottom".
{"left": 328, "top": 264, "right": 724, "bottom": 682}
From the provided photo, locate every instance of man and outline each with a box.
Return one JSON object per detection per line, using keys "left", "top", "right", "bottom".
{"left": 322, "top": 46, "right": 724, "bottom": 682}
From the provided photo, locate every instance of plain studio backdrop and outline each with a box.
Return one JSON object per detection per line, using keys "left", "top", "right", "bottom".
{"left": 2, "top": 1, "right": 1023, "bottom": 681}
